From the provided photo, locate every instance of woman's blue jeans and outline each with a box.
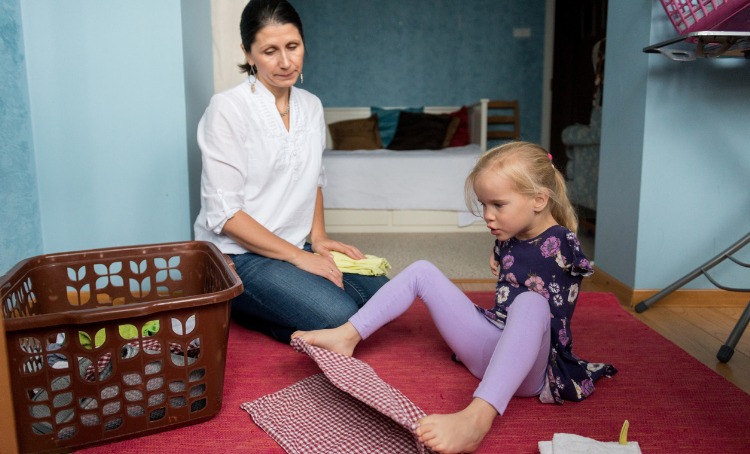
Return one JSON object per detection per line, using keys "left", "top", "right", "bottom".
{"left": 229, "top": 243, "right": 389, "bottom": 342}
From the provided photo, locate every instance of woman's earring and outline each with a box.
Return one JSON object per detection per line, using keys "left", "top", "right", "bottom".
{"left": 250, "top": 66, "right": 257, "bottom": 93}
{"left": 300, "top": 72, "right": 304, "bottom": 84}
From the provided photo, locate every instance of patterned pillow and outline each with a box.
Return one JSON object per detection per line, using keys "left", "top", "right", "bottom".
{"left": 328, "top": 115, "right": 383, "bottom": 150}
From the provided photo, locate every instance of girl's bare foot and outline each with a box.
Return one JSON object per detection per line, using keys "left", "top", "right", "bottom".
{"left": 416, "top": 398, "right": 497, "bottom": 453}
{"left": 291, "top": 322, "right": 362, "bottom": 357}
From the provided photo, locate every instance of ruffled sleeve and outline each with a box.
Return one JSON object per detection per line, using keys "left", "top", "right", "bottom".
{"left": 564, "top": 230, "right": 593, "bottom": 277}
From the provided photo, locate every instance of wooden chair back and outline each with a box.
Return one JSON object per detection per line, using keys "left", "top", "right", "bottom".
{"left": 486, "top": 99, "right": 520, "bottom": 141}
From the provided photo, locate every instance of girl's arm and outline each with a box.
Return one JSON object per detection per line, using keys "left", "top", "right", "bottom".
{"left": 489, "top": 250, "right": 500, "bottom": 276}
{"left": 490, "top": 240, "right": 500, "bottom": 276}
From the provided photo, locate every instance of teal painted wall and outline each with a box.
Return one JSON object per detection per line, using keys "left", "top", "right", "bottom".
{"left": 181, "top": 0, "right": 215, "bottom": 229}
{"left": 2, "top": 0, "right": 214, "bottom": 274}
{"left": 595, "top": 0, "right": 650, "bottom": 288}
{"left": 597, "top": 0, "right": 750, "bottom": 290}
{"left": 3, "top": 0, "right": 545, "bottom": 276}
{"left": 20, "top": 0, "right": 197, "bottom": 258}
{"left": 0, "top": 0, "right": 43, "bottom": 274}
{"left": 294, "top": 0, "right": 546, "bottom": 144}
{"left": 6, "top": 0, "right": 747, "bottom": 290}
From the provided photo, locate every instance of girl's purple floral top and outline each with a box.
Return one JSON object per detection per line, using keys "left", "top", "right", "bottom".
{"left": 476, "top": 224, "right": 617, "bottom": 404}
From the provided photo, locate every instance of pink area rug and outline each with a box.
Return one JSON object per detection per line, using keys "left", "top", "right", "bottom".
{"left": 77, "top": 292, "right": 750, "bottom": 453}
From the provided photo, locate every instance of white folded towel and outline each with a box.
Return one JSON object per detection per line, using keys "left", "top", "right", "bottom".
{"left": 539, "top": 433, "right": 641, "bottom": 454}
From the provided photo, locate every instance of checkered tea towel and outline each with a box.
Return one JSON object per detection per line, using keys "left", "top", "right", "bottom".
{"left": 241, "top": 338, "right": 433, "bottom": 454}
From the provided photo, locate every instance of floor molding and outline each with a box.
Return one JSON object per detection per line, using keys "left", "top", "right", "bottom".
{"left": 590, "top": 266, "right": 749, "bottom": 308}
{"left": 451, "top": 278, "right": 495, "bottom": 284}
{"left": 455, "top": 272, "right": 749, "bottom": 309}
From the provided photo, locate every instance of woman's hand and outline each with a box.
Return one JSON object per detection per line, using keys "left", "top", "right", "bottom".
{"left": 222, "top": 212, "right": 346, "bottom": 287}
{"left": 489, "top": 251, "right": 500, "bottom": 277}
{"left": 293, "top": 250, "right": 345, "bottom": 288}
{"left": 307, "top": 237, "right": 366, "bottom": 288}
{"left": 313, "top": 238, "right": 365, "bottom": 261}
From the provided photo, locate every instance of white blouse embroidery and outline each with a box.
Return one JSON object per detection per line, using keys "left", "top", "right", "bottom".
{"left": 194, "top": 79, "right": 326, "bottom": 254}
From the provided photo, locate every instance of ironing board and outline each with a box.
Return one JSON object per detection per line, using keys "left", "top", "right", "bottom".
{"left": 634, "top": 232, "right": 750, "bottom": 363}
{"left": 638, "top": 33, "right": 750, "bottom": 363}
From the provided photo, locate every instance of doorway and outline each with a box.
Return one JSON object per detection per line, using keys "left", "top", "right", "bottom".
{"left": 549, "top": 0, "right": 608, "bottom": 232}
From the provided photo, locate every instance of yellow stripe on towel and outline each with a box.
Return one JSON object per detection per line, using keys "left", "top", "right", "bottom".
{"left": 331, "top": 251, "right": 391, "bottom": 276}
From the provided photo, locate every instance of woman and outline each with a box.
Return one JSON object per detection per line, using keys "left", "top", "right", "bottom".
{"left": 194, "top": 0, "right": 388, "bottom": 342}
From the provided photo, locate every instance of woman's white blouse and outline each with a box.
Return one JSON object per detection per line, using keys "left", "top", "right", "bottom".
{"left": 193, "top": 79, "right": 327, "bottom": 254}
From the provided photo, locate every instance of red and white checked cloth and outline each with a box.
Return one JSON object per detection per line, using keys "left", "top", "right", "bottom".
{"left": 85, "top": 338, "right": 199, "bottom": 381}
{"left": 242, "top": 338, "right": 433, "bottom": 454}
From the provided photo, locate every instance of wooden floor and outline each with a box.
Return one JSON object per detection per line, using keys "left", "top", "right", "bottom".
{"left": 453, "top": 279, "right": 750, "bottom": 396}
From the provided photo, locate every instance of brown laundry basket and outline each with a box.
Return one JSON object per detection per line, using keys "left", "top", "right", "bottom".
{"left": 0, "top": 241, "right": 243, "bottom": 453}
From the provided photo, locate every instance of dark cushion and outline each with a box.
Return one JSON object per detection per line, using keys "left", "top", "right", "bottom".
{"left": 388, "top": 111, "right": 454, "bottom": 150}
{"left": 328, "top": 116, "right": 383, "bottom": 150}
{"left": 371, "top": 106, "right": 423, "bottom": 147}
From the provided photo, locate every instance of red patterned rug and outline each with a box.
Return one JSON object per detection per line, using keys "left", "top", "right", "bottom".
{"left": 79, "top": 292, "right": 750, "bottom": 453}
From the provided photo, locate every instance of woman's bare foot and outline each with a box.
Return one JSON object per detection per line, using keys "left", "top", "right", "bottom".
{"left": 415, "top": 398, "right": 497, "bottom": 453}
{"left": 291, "top": 322, "right": 362, "bottom": 357}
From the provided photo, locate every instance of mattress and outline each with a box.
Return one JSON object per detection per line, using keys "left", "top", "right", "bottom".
{"left": 321, "top": 144, "right": 483, "bottom": 212}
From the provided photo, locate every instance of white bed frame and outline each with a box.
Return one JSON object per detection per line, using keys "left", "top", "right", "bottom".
{"left": 323, "top": 99, "right": 489, "bottom": 233}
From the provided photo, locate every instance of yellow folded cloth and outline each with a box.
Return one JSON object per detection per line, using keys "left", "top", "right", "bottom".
{"left": 331, "top": 251, "right": 391, "bottom": 276}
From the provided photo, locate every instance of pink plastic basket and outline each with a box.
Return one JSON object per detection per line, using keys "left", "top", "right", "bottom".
{"left": 660, "top": 0, "right": 750, "bottom": 34}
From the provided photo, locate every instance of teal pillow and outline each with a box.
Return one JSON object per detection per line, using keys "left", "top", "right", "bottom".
{"left": 371, "top": 106, "right": 423, "bottom": 147}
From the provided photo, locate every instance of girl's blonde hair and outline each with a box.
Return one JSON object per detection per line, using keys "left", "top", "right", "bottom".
{"left": 465, "top": 141, "right": 578, "bottom": 233}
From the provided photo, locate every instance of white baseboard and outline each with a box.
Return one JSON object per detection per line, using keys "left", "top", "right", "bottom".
{"left": 324, "top": 209, "right": 486, "bottom": 233}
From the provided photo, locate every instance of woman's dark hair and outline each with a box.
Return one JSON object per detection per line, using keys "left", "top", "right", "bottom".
{"left": 238, "top": 0, "right": 304, "bottom": 74}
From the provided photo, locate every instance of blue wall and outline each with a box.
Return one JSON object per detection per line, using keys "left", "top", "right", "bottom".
{"left": 294, "top": 0, "right": 546, "bottom": 144}
{"left": 18, "top": 0, "right": 202, "bottom": 261}
{"left": 181, "top": 0, "right": 215, "bottom": 231}
{"left": 7, "top": 0, "right": 747, "bottom": 290}
{"left": 0, "top": 0, "right": 43, "bottom": 274}
{"left": 597, "top": 0, "right": 750, "bottom": 290}
{"left": 2, "top": 0, "right": 544, "bottom": 274}
{"left": 594, "top": 0, "right": 650, "bottom": 288}
{"left": 0, "top": 0, "right": 214, "bottom": 275}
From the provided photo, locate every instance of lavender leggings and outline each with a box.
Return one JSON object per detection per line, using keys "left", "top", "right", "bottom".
{"left": 349, "top": 260, "right": 551, "bottom": 415}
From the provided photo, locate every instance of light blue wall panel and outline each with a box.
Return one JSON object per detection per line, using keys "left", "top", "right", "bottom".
{"left": 21, "top": 0, "right": 192, "bottom": 254}
{"left": 637, "top": 8, "right": 750, "bottom": 290}
{"left": 180, "top": 0, "right": 215, "bottom": 230}
{"left": 294, "top": 0, "right": 546, "bottom": 143}
{"left": 597, "top": 0, "right": 750, "bottom": 290}
{"left": 595, "top": 0, "right": 651, "bottom": 287}
{"left": 0, "top": 0, "right": 43, "bottom": 275}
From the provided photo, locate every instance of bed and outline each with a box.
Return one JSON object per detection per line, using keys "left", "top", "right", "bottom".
{"left": 322, "top": 99, "right": 491, "bottom": 232}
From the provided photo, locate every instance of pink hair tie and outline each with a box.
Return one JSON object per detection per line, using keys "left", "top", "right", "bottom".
{"left": 547, "top": 153, "right": 553, "bottom": 161}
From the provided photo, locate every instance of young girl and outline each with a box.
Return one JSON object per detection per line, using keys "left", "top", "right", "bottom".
{"left": 293, "top": 142, "right": 617, "bottom": 454}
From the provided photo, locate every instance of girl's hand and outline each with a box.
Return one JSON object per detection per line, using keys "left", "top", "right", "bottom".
{"left": 489, "top": 251, "right": 500, "bottom": 276}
